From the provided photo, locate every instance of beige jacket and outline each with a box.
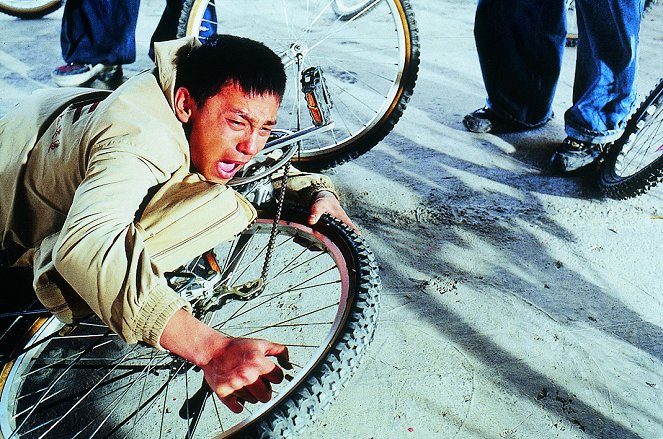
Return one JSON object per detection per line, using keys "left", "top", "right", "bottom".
{"left": 0, "top": 37, "right": 336, "bottom": 347}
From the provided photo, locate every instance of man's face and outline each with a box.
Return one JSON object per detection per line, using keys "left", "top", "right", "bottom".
{"left": 182, "top": 83, "right": 280, "bottom": 184}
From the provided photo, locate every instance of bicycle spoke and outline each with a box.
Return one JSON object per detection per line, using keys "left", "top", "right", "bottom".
{"left": 1, "top": 212, "right": 378, "bottom": 438}
{"left": 619, "top": 103, "right": 663, "bottom": 176}
{"left": 24, "top": 336, "right": 130, "bottom": 437}
{"left": 234, "top": 303, "right": 339, "bottom": 339}
{"left": 79, "top": 351, "right": 168, "bottom": 438}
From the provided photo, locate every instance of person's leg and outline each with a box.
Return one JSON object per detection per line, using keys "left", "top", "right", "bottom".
{"left": 61, "top": 0, "right": 140, "bottom": 65}
{"left": 465, "top": 0, "right": 566, "bottom": 132}
{"left": 149, "top": 0, "right": 184, "bottom": 61}
{"left": 565, "top": 0, "right": 642, "bottom": 143}
{"left": 54, "top": 0, "right": 140, "bottom": 86}
{"left": 551, "top": 0, "right": 643, "bottom": 172}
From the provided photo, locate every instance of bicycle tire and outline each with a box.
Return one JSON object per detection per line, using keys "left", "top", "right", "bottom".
{"left": 599, "top": 78, "right": 663, "bottom": 199}
{"left": 178, "top": 0, "right": 420, "bottom": 171}
{"left": 0, "top": 209, "right": 380, "bottom": 438}
{"left": 0, "top": 0, "right": 61, "bottom": 19}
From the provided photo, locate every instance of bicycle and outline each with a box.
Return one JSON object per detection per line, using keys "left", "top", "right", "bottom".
{"left": 0, "top": 67, "right": 381, "bottom": 438}
{"left": 598, "top": 78, "right": 663, "bottom": 199}
{"left": 0, "top": 0, "right": 420, "bottom": 173}
{"left": 178, "top": 0, "right": 420, "bottom": 171}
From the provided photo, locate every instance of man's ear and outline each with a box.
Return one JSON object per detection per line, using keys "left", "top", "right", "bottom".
{"left": 174, "top": 87, "right": 194, "bottom": 123}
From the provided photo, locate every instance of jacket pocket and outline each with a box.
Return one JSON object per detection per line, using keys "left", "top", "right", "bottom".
{"left": 137, "top": 174, "right": 256, "bottom": 272}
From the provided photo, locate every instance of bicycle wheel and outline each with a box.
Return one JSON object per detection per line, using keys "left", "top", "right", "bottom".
{"left": 0, "top": 209, "right": 380, "bottom": 438}
{"left": 179, "top": 0, "right": 420, "bottom": 171}
{"left": 599, "top": 79, "right": 663, "bottom": 199}
{"left": 0, "top": 0, "right": 61, "bottom": 19}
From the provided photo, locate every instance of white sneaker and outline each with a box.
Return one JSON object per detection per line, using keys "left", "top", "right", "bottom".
{"left": 51, "top": 63, "right": 118, "bottom": 87}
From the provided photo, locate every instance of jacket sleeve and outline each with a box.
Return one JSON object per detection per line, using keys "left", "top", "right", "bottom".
{"left": 271, "top": 167, "right": 340, "bottom": 207}
{"left": 49, "top": 145, "right": 189, "bottom": 348}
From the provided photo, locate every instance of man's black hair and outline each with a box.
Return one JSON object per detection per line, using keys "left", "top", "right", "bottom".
{"left": 175, "top": 34, "right": 286, "bottom": 107}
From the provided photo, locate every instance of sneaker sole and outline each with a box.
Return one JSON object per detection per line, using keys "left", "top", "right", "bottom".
{"left": 51, "top": 63, "right": 108, "bottom": 87}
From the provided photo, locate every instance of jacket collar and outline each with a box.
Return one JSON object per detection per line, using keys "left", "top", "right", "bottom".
{"left": 153, "top": 37, "right": 201, "bottom": 111}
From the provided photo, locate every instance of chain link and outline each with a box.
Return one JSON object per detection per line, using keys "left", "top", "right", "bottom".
{"left": 259, "top": 160, "right": 291, "bottom": 281}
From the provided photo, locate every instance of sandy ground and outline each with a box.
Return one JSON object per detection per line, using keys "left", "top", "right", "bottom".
{"left": 1, "top": 1, "right": 662, "bottom": 438}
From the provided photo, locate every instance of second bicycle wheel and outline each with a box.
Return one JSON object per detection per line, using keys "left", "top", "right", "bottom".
{"left": 179, "top": 0, "right": 420, "bottom": 171}
{"left": 0, "top": 0, "right": 61, "bottom": 19}
{"left": 0, "top": 209, "right": 380, "bottom": 438}
{"left": 599, "top": 79, "right": 663, "bottom": 199}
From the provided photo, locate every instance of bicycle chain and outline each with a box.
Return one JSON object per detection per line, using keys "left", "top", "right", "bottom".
{"left": 260, "top": 160, "right": 291, "bottom": 281}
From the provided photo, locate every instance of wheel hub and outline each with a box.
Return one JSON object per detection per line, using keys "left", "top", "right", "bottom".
{"left": 280, "top": 42, "right": 309, "bottom": 68}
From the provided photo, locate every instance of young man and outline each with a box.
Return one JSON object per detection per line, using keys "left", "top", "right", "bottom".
{"left": 0, "top": 34, "right": 354, "bottom": 413}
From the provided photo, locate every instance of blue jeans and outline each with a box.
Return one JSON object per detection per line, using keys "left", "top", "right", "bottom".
{"left": 474, "top": 0, "right": 643, "bottom": 143}
{"left": 61, "top": 0, "right": 140, "bottom": 65}
{"left": 61, "top": 0, "right": 183, "bottom": 66}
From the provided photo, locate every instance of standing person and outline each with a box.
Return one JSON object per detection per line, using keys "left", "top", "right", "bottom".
{"left": 2, "top": 34, "right": 354, "bottom": 412}
{"left": 51, "top": 0, "right": 184, "bottom": 87}
{"left": 462, "top": 0, "right": 644, "bottom": 173}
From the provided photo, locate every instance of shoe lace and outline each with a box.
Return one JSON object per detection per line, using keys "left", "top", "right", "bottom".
{"left": 563, "top": 137, "right": 607, "bottom": 153}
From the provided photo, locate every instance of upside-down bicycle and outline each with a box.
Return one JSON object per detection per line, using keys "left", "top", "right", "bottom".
{"left": 0, "top": 0, "right": 421, "bottom": 172}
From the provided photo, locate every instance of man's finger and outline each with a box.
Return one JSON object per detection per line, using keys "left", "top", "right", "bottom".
{"left": 220, "top": 394, "right": 244, "bottom": 414}
{"left": 265, "top": 343, "right": 292, "bottom": 370}
{"left": 234, "top": 387, "right": 258, "bottom": 404}
{"left": 262, "top": 363, "right": 285, "bottom": 385}
{"left": 308, "top": 211, "right": 321, "bottom": 225}
{"left": 264, "top": 342, "right": 288, "bottom": 358}
{"left": 339, "top": 213, "right": 359, "bottom": 232}
{"left": 246, "top": 377, "right": 273, "bottom": 403}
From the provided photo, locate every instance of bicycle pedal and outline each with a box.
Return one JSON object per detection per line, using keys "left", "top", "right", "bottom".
{"left": 301, "top": 66, "right": 333, "bottom": 126}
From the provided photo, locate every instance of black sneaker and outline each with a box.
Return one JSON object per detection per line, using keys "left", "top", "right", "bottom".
{"left": 549, "top": 136, "right": 608, "bottom": 173}
{"left": 463, "top": 107, "right": 527, "bottom": 134}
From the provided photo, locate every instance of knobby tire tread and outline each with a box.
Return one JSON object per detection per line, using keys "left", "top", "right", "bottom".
{"left": 244, "top": 210, "right": 381, "bottom": 438}
{"left": 599, "top": 79, "right": 663, "bottom": 199}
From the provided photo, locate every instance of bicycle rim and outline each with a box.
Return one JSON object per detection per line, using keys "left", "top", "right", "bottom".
{"left": 0, "top": 210, "right": 380, "bottom": 438}
{"left": 599, "top": 79, "right": 663, "bottom": 199}
{"left": 0, "top": 0, "right": 61, "bottom": 18}
{"left": 179, "top": 0, "right": 420, "bottom": 171}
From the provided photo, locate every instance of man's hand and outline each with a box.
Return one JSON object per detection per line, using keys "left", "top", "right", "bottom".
{"left": 160, "top": 309, "right": 291, "bottom": 413}
{"left": 201, "top": 337, "right": 291, "bottom": 413}
{"left": 309, "top": 190, "right": 358, "bottom": 231}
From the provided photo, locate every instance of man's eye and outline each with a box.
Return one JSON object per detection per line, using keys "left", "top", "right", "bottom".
{"left": 260, "top": 127, "right": 273, "bottom": 136}
{"left": 229, "top": 119, "right": 244, "bottom": 128}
